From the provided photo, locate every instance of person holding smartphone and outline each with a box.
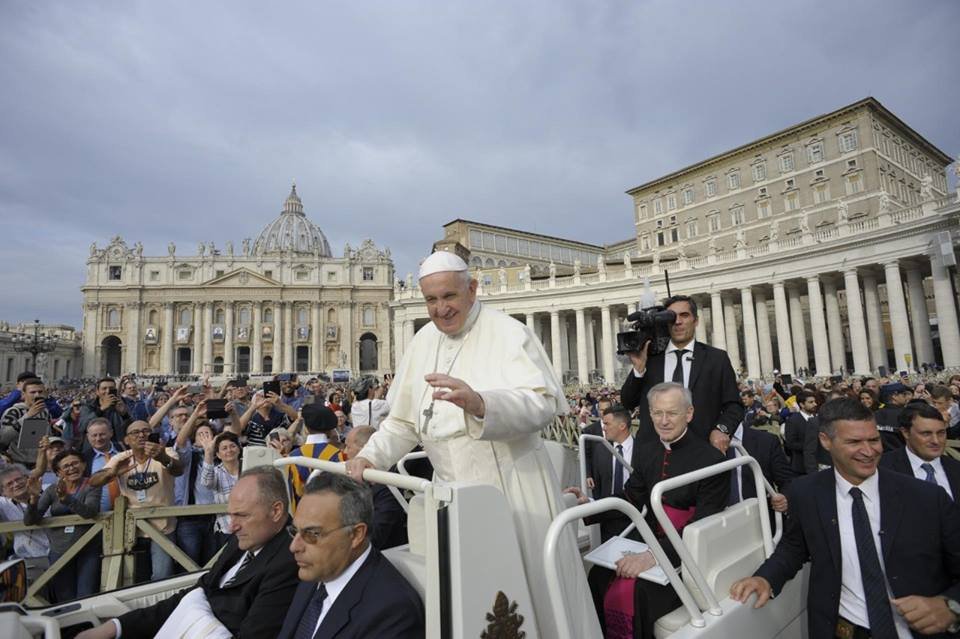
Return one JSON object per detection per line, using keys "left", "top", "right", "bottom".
{"left": 77, "top": 378, "right": 132, "bottom": 448}
{"left": 0, "top": 377, "right": 53, "bottom": 465}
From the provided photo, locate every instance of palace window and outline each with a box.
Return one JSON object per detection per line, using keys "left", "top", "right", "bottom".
{"left": 839, "top": 130, "right": 858, "bottom": 153}
{"left": 807, "top": 142, "right": 825, "bottom": 164}
{"left": 727, "top": 172, "right": 741, "bottom": 190}
{"left": 779, "top": 153, "right": 795, "bottom": 173}
{"left": 705, "top": 179, "right": 717, "bottom": 197}
{"left": 752, "top": 163, "right": 766, "bottom": 182}
{"left": 109, "top": 266, "right": 122, "bottom": 281}
{"left": 362, "top": 267, "right": 374, "bottom": 281}
{"left": 682, "top": 188, "right": 695, "bottom": 205}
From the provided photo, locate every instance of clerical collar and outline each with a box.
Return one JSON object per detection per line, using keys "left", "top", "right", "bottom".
{"left": 660, "top": 428, "right": 689, "bottom": 450}
{"left": 449, "top": 301, "right": 481, "bottom": 338}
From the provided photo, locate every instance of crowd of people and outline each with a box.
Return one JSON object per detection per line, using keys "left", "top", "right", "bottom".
{"left": 0, "top": 369, "right": 398, "bottom": 607}
{"left": 3, "top": 248, "right": 960, "bottom": 638}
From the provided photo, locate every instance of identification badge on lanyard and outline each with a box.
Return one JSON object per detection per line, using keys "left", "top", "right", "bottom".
{"left": 64, "top": 526, "right": 75, "bottom": 534}
{"left": 137, "top": 490, "right": 148, "bottom": 503}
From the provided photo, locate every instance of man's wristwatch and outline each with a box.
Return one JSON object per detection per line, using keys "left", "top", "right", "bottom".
{"left": 945, "top": 598, "right": 960, "bottom": 633}
{"left": 714, "top": 424, "right": 730, "bottom": 436}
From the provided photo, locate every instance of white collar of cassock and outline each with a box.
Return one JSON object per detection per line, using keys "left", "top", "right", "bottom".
{"left": 661, "top": 427, "right": 689, "bottom": 450}
{"left": 446, "top": 301, "right": 481, "bottom": 339}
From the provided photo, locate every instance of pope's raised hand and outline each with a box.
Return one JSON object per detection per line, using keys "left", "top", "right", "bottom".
{"left": 424, "top": 374, "right": 485, "bottom": 418}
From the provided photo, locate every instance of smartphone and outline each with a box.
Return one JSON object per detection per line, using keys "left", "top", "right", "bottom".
{"left": 108, "top": 387, "right": 118, "bottom": 397}
{"left": 147, "top": 432, "right": 161, "bottom": 444}
{"left": 781, "top": 374, "right": 793, "bottom": 386}
{"left": 206, "top": 399, "right": 228, "bottom": 419}
{"left": 186, "top": 384, "right": 203, "bottom": 394}
{"left": 899, "top": 370, "right": 908, "bottom": 378}
{"left": 263, "top": 380, "right": 281, "bottom": 396}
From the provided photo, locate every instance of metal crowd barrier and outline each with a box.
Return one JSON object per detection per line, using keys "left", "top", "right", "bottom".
{"left": 0, "top": 499, "right": 228, "bottom": 606}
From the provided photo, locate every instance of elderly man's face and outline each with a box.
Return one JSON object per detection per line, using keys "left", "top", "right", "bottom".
{"left": 421, "top": 271, "right": 478, "bottom": 336}
{"left": 227, "top": 476, "right": 285, "bottom": 551}
{"left": 0, "top": 471, "right": 28, "bottom": 499}
{"left": 649, "top": 388, "right": 693, "bottom": 443}
{"left": 290, "top": 491, "right": 366, "bottom": 583}
{"left": 87, "top": 423, "right": 113, "bottom": 451}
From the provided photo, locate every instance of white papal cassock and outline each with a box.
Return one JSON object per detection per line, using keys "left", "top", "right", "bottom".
{"left": 358, "top": 301, "right": 601, "bottom": 638}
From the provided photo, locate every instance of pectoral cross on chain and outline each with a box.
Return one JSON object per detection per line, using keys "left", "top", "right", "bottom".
{"left": 422, "top": 403, "right": 435, "bottom": 432}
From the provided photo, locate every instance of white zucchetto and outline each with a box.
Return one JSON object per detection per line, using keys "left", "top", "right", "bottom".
{"left": 418, "top": 251, "right": 468, "bottom": 280}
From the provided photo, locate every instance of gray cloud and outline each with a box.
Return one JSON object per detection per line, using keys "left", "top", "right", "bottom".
{"left": 1, "top": 0, "right": 957, "bottom": 326}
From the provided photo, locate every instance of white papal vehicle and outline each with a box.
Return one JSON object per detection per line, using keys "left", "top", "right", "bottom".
{"left": 0, "top": 439, "right": 808, "bottom": 638}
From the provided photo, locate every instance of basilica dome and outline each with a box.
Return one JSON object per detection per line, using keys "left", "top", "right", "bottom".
{"left": 253, "top": 184, "right": 332, "bottom": 256}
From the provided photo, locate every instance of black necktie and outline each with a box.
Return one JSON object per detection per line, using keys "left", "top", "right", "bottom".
{"left": 614, "top": 444, "right": 625, "bottom": 494}
{"left": 726, "top": 445, "right": 740, "bottom": 506}
{"left": 849, "top": 487, "right": 897, "bottom": 639}
{"left": 294, "top": 584, "right": 328, "bottom": 639}
{"left": 920, "top": 462, "right": 937, "bottom": 484}
{"left": 223, "top": 551, "right": 252, "bottom": 588}
{"left": 672, "top": 349, "right": 687, "bottom": 384}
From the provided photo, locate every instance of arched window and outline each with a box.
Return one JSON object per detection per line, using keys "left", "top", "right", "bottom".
{"left": 214, "top": 308, "right": 224, "bottom": 324}
{"left": 178, "top": 307, "right": 191, "bottom": 326}
{"left": 148, "top": 309, "right": 158, "bottom": 325}
{"left": 362, "top": 306, "right": 375, "bottom": 327}
{"left": 262, "top": 355, "right": 273, "bottom": 374}
{"left": 297, "top": 307, "right": 308, "bottom": 325}
{"left": 263, "top": 308, "right": 274, "bottom": 324}
{"left": 106, "top": 308, "right": 120, "bottom": 329}
{"left": 359, "top": 333, "right": 378, "bottom": 371}
{"left": 213, "top": 356, "right": 224, "bottom": 374}
{"left": 327, "top": 307, "right": 337, "bottom": 323}
{"left": 238, "top": 307, "right": 251, "bottom": 325}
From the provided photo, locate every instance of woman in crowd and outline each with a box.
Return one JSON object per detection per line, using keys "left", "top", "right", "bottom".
{"left": 859, "top": 388, "right": 879, "bottom": 412}
{"left": 199, "top": 430, "right": 242, "bottom": 548}
{"left": 23, "top": 450, "right": 101, "bottom": 601}
{"left": 267, "top": 427, "right": 294, "bottom": 456}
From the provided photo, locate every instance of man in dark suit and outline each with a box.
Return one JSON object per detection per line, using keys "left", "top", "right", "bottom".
{"left": 583, "top": 396, "right": 613, "bottom": 496}
{"left": 77, "top": 466, "right": 300, "bottom": 639}
{"left": 565, "top": 404, "right": 638, "bottom": 543}
{"left": 620, "top": 295, "right": 743, "bottom": 452}
{"left": 342, "top": 426, "right": 408, "bottom": 549}
{"left": 875, "top": 382, "right": 913, "bottom": 451}
{"left": 783, "top": 391, "right": 818, "bottom": 474}
{"left": 732, "top": 398, "right": 960, "bottom": 639}
{"left": 730, "top": 423, "right": 796, "bottom": 511}
{"left": 880, "top": 403, "right": 960, "bottom": 500}
{"left": 278, "top": 473, "right": 424, "bottom": 639}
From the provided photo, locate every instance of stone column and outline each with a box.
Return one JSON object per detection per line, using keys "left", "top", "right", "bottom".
{"left": 862, "top": 271, "right": 887, "bottom": 372}
{"left": 905, "top": 266, "right": 935, "bottom": 368}
{"left": 787, "top": 285, "right": 810, "bottom": 371}
{"left": 822, "top": 278, "right": 846, "bottom": 374}
{"left": 82, "top": 303, "right": 98, "bottom": 376}
{"left": 126, "top": 302, "right": 141, "bottom": 374}
{"left": 224, "top": 302, "right": 234, "bottom": 375}
{"left": 559, "top": 313, "right": 570, "bottom": 375}
{"left": 842, "top": 270, "right": 871, "bottom": 374}
{"left": 723, "top": 297, "right": 741, "bottom": 372}
{"left": 283, "top": 302, "right": 294, "bottom": 373}
{"left": 694, "top": 298, "right": 708, "bottom": 343}
{"left": 550, "top": 310, "right": 562, "bottom": 379}
{"left": 710, "top": 292, "right": 727, "bottom": 350}
{"left": 203, "top": 303, "right": 214, "bottom": 374}
{"left": 272, "top": 304, "right": 283, "bottom": 374}
{"left": 931, "top": 254, "right": 960, "bottom": 368}
{"left": 585, "top": 313, "right": 596, "bottom": 376}
{"left": 806, "top": 276, "right": 831, "bottom": 376}
{"left": 311, "top": 303, "right": 322, "bottom": 372}
{"left": 754, "top": 289, "right": 775, "bottom": 375}
{"left": 575, "top": 308, "right": 588, "bottom": 385}
{"left": 403, "top": 319, "right": 415, "bottom": 358}
{"left": 740, "top": 287, "right": 761, "bottom": 379}
{"left": 162, "top": 303, "right": 175, "bottom": 375}
{"left": 772, "top": 282, "right": 795, "bottom": 374}
{"left": 525, "top": 313, "right": 536, "bottom": 332}
{"left": 883, "top": 260, "right": 914, "bottom": 372}
{"left": 252, "top": 303, "right": 262, "bottom": 374}
{"left": 600, "top": 305, "right": 615, "bottom": 385}
{"left": 192, "top": 303, "right": 203, "bottom": 375}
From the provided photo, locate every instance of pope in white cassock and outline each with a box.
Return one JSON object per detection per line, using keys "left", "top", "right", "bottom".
{"left": 346, "top": 250, "right": 601, "bottom": 638}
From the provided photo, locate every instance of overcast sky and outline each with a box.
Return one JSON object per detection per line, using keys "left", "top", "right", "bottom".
{"left": 1, "top": 0, "right": 957, "bottom": 327}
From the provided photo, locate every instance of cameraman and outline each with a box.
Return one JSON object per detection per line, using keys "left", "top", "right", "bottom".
{"left": 78, "top": 378, "right": 132, "bottom": 449}
{"left": 620, "top": 294, "right": 743, "bottom": 452}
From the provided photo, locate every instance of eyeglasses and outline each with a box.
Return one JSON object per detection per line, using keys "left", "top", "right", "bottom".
{"left": 58, "top": 462, "right": 83, "bottom": 471}
{"left": 650, "top": 410, "right": 685, "bottom": 420}
{"left": 127, "top": 429, "right": 151, "bottom": 437}
{"left": 287, "top": 523, "right": 354, "bottom": 544}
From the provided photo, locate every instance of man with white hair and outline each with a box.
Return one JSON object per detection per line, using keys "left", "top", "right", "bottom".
{"left": 346, "top": 250, "right": 600, "bottom": 637}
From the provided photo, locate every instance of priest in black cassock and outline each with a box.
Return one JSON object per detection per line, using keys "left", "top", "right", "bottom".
{"left": 586, "top": 382, "right": 729, "bottom": 639}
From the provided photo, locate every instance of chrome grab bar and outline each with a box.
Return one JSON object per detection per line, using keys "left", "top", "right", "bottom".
{"left": 578, "top": 433, "right": 635, "bottom": 494}
{"left": 731, "top": 441, "right": 784, "bottom": 545}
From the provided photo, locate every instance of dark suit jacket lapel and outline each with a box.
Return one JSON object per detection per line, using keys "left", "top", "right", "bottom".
{"left": 814, "top": 470, "right": 842, "bottom": 573}
{"left": 877, "top": 470, "right": 903, "bottom": 565}
{"left": 943, "top": 457, "right": 960, "bottom": 500}
{"left": 316, "top": 549, "right": 379, "bottom": 639}
{"left": 688, "top": 342, "right": 705, "bottom": 390}
{"left": 280, "top": 582, "right": 316, "bottom": 639}
{"left": 220, "top": 523, "right": 287, "bottom": 589}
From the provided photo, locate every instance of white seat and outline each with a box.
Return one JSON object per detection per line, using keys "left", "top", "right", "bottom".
{"left": 654, "top": 498, "right": 768, "bottom": 638}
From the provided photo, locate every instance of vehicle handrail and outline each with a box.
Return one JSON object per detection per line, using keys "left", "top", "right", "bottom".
{"left": 650, "top": 455, "right": 774, "bottom": 618}
{"left": 398, "top": 451, "right": 430, "bottom": 477}
{"left": 274, "top": 457, "right": 432, "bottom": 493}
{"left": 578, "top": 433, "right": 634, "bottom": 495}
{"left": 731, "top": 441, "right": 783, "bottom": 545}
{"left": 543, "top": 497, "right": 706, "bottom": 639}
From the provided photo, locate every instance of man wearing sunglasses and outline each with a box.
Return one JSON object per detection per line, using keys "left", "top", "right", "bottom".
{"left": 278, "top": 473, "right": 423, "bottom": 639}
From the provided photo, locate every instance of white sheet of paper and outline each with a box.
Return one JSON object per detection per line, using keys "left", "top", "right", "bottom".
{"left": 583, "top": 537, "right": 671, "bottom": 585}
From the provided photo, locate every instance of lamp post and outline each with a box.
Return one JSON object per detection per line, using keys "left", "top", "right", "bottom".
{"left": 12, "top": 319, "right": 58, "bottom": 375}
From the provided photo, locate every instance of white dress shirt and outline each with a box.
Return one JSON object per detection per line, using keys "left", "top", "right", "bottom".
{"left": 834, "top": 471, "right": 912, "bottom": 639}
{"left": 904, "top": 446, "right": 954, "bottom": 500}
{"left": 663, "top": 341, "right": 694, "bottom": 387}
{"left": 611, "top": 436, "right": 634, "bottom": 489}
{"left": 310, "top": 544, "right": 373, "bottom": 636}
